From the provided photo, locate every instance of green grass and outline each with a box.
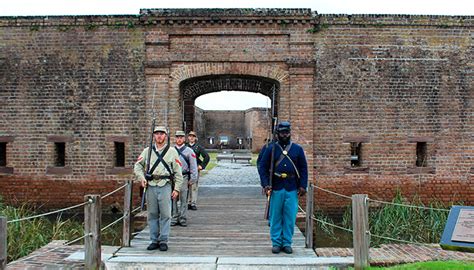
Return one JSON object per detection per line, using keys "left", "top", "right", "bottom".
{"left": 365, "top": 260, "right": 474, "bottom": 269}
{"left": 250, "top": 153, "right": 258, "bottom": 166}
{"left": 200, "top": 152, "right": 218, "bottom": 176}
{"left": 340, "top": 191, "right": 451, "bottom": 246}
{"left": 0, "top": 198, "right": 121, "bottom": 262}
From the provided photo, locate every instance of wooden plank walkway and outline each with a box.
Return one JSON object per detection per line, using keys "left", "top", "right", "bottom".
{"left": 106, "top": 186, "right": 351, "bottom": 269}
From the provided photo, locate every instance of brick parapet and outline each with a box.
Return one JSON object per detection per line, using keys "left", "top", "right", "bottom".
{"left": 1, "top": 11, "right": 472, "bottom": 28}
{"left": 318, "top": 14, "right": 473, "bottom": 27}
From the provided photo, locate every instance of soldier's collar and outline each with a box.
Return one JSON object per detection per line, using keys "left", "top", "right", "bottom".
{"left": 154, "top": 143, "right": 168, "bottom": 152}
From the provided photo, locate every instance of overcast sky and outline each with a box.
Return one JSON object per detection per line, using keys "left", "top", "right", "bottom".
{"left": 3, "top": 1, "right": 472, "bottom": 110}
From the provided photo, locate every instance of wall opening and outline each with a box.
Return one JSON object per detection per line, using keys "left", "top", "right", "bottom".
{"left": 180, "top": 74, "right": 279, "bottom": 152}
{"left": 114, "top": 142, "right": 125, "bottom": 167}
{"left": 416, "top": 142, "right": 428, "bottom": 167}
{"left": 194, "top": 91, "right": 271, "bottom": 151}
{"left": 0, "top": 142, "right": 6, "bottom": 167}
{"left": 351, "top": 142, "right": 362, "bottom": 167}
{"left": 54, "top": 142, "right": 66, "bottom": 167}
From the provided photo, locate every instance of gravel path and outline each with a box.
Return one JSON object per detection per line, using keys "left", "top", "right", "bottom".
{"left": 199, "top": 161, "right": 260, "bottom": 187}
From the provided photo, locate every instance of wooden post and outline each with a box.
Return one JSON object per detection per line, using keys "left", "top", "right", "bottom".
{"left": 84, "top": 195, "right": 101, "bottom": 270}
{"left": 122, "top": 180, "right": 133, "bottom": 247}
{"left": 352, "top": 194, "right": 370, "bottom": 270}
{"left": 305, "top": 184, "right": 314, "bottom": 248}
{"left": 0, "top": 216, "right": 7, "bottom": 270}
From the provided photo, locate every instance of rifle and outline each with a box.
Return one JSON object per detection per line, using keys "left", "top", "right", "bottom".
{"left": 141, "top": 82, "right": 157, "bottom": 211}
{"left": 264, "top": 84, "right": 277, "bottom": 220}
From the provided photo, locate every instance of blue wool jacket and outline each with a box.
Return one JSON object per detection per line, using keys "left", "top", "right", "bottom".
{"left": 258, "top": 141, "right": 308, "bottom": 191}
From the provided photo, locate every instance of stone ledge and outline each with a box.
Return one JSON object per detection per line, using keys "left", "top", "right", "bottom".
{"left": 46, "top": 166, "right": 72, "bottom": 175}
{"left": 318, "top": 14, "right": 473, "bottom": 27}
{"left": 140, "top": 8, "right": 313, "bottom": 17}
{"left": 1, "top": 12, "right": 471, "bottom": 27}
{"left": 106, "top": 167, "right": 133, "bottom": 175}
{"left": 0, "top": 167, "right": 14, "bottom": 174}
{"left": 407, "top": 167, "right": 435, "bottom": 174}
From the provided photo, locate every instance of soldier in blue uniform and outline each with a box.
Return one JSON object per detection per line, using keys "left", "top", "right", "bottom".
{"left": 258, "top": 121, "right": 308, "bottom": 254}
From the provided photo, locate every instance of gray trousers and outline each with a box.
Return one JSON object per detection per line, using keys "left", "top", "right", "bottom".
{"left": 188, "top": 174, "right": 199, "bottom": 206}
{"left": 146, "top": 184, "right": 172, "bottom": 244}
{"left": 172, "top": 175, "right": 189, "bottom": 224}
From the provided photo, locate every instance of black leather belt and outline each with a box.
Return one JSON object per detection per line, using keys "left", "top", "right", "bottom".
{"left": 274, "top": 172, "right": 296, "bottom": 179}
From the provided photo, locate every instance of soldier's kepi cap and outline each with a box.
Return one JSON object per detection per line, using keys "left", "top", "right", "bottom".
{"left": 175, "top": 130, "right": 186, "bottom": 137}
{"left": 188, "top": 131, "right": 197, "bottom": 137}
{"left": 276, "top": 121, "right": 291, "bottom": 132}
{"left": 153, "top": 126, "right": 167, "bottom": 134}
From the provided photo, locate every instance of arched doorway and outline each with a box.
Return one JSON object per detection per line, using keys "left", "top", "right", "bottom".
{"left": 180, "top": 75, "right": 279, "bottom": 132}
{"left": 179, "top": 75, "right": 279, "bottom": 151}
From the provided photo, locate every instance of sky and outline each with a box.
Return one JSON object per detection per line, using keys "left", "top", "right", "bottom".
{"left": 3, "top": 0, "right": 472, "bottom": 110}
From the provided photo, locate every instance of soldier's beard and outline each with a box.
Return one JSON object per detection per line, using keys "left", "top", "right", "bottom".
{"left": 277, "top": 134, "right": 291, "bottom": 145}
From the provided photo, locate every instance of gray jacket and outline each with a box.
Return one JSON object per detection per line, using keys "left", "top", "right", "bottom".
{"left": 174, "top": 145, "right": 198, "bottom": 184}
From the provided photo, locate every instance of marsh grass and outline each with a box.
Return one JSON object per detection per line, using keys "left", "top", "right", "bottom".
{"left": 340, "top": 191, "right": 451, "bottom": 246}
{"left": 0, "top": 198, "right": 121, "bottom": 262}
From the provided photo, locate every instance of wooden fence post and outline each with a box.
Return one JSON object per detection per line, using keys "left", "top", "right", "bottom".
{"left": 84, "top": 195, "right": 101, "bottom": 270}
{"left": 0, "top": 216, "right": 6, "bottom": 270}
{"left": 352, "top": 194, "right": 370, "bottom": 270}
{"left": 122, "top": 180, "right": 133, "bottom": 247}
{"left": 305, "top": 184, "right": 314, "bottom": 248}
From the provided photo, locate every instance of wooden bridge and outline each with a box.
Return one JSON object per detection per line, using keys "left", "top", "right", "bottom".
{"left": 65, "top": 186, "right": 351, "bottom": 269}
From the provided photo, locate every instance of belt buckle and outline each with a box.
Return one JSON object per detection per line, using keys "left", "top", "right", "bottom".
{"left": 281, "top": 173, "right": 288, "bottom": 179}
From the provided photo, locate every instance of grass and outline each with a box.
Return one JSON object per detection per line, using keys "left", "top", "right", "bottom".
{"left": 316, "top": 191, "right": 452, "bottom": 247}
{"left": 0, "top": 198, "right": 121, "bottom": 262}
{"left": 364, "top": 260, "right": 474, "bottom": 269}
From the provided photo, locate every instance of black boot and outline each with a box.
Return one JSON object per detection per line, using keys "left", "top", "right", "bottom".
{"left": 147, "top": 242, "right": 160, "bottom": 250}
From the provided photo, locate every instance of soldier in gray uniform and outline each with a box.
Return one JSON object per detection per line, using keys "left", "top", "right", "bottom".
{"left": 172, "top": 130, "right": 198, "bottom": 227}
{"left": 134, "top": 126, "right": 183, "bottom": 251}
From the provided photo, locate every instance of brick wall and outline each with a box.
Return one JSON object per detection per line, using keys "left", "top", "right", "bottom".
{"left": 0, "top": 10, "right": 472, "bottom": 212}
{"left": 0, "top": 16, "right": 147, "bottom": 208}
{"left": 245, "top": 108, "right": 271, "bottom": 153}
{"left": 312, "top": 14, "right": 473, "bottom": 213}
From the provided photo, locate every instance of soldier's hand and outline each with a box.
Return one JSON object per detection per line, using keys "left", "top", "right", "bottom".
{"left": 198, "top": 165, "right": 203, "bottom": 171}
{"left": 141, "top": 179, "right": 147, "bottom": 188}
{"left": 171, "top": 190, "right": 179, "bottom": 200}
{"left": 264, "top": 186, "right": 272, "bottom": 196}
{"left": 298, "top": 187, "right": 307, "bottom": 197}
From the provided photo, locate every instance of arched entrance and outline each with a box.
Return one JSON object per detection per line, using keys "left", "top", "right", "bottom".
{"left": 180, "top": 74, "right": 279, "bottom": 134}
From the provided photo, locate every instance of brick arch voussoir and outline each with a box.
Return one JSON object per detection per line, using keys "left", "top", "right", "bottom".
{"left": 170, "top": 63, "right": 288, "bottom": 87}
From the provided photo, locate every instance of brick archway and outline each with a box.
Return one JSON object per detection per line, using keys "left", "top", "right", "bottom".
{"left": 168, "top": 63, "right": 288, "bottom": 134}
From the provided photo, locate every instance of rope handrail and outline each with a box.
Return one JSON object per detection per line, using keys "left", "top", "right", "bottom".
{"left": 313, "top": 185, "right": 352, "bottom": 199}
{"left": 298, "top": 204, "right": 353, "bottom": 233}
{"left": 6, "top": 199, "right": 92, "bottom": 224}
{"left": 367, "top": 197, "right": 450, "bottom": 212}
{"left": 313, "top": 185, "right": 450, "bottom": 212}
{"left": 7, "top": 232, "right": 91, "bottom": 266}
{"left": 102, "top": 183, "right": 129, "bottom": 199}
{"left": 131, "top": 206, "right": 141, "bottom": 214}
{"left": 101, "top": 215, "right": 125, "bottom": 232}
{"left": 297, "top": 204, "right": 305, "bottom": 213}
{"left": 6, "top": 182, "right": 132, "bottom": 224}
{"left": 369, "top": 231, "right": 437, "bottom": 246}
{"left": 311, "top": 215, "right": 354, "bottom": 233}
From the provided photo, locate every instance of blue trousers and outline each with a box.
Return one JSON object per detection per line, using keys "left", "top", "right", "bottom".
{"left": 269, "top": 189, "right": 298, "bottom": 248}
